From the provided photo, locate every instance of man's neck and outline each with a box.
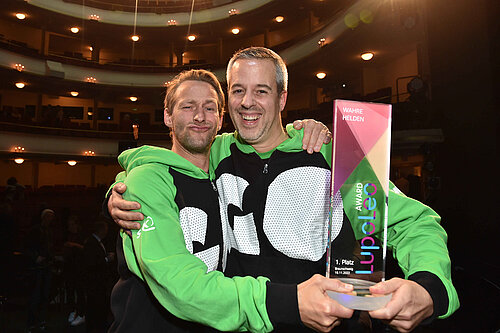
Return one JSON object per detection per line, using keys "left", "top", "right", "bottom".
{"left": 172, "top": 144, "right": 210, "bottom": 172}
{"left": 250, "top": 128, "right": 289, "bottom": 153}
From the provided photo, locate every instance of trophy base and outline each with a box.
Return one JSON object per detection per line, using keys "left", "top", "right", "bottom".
{"left": 326, "top": 278, "right": 392, "bottom": 311}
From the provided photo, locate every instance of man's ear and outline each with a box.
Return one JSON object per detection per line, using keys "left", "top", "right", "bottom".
{"left": 279, "top": 90, "right": 288, "bottom": 112}
{"left": 164, "top": 108, "right": 173, "bottom": 128}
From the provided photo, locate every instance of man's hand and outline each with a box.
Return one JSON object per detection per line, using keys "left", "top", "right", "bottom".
{"left": 368, "top": 278, "right": 434, "bottom": 332}
{"left": 298, "top": 274, "right": 354, "bottom": 332}
{"left": 108, "top": 183, "right": 144, "bottom": 231}
{"left": 293, "top": 119, "right": 332, "bottom": 154}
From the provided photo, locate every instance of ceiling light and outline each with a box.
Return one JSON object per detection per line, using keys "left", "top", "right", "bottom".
{"left": 361, "top": 52, "right": 374, "bottom": 61}
{"left": 167, "top": 19, "right": 177, "bottom": 26}
{"left": 316, "top": 72, "right": 326, "bottom": 79}
{"left": 318, "top": 38, "right": 326, "bottom": 47}
{"left": 89, "top": 14, "right": 100, "bottom": 21}
{"left": 228, "top": 8, "right": 238, "bottom": 16}
{"left": 86, "top": 76, "right": 96, "bottom": 83}
{"left": 14, "top": 63, "right": 25, "bottom": 71}
{"left": 131, "top": 35, "right": 140, "bottom": 42}
{"left": 14, "top": 158, "right": 24, "bottom": 164}
{"left": 67, "top": 160, "right": 77, "bottom": 166}
{"left": 16, "top": 13, "right": 26, "bottom": 20}
{"left": 14, "top": 146, "right": 25, "bottom": 152}
{"left": 231, "top": 28, "right": 240, "bottom": 35}
{"left": 15, "top": 82, "right": 25, "bottom": 89}
{"left": 129, "top": 96, "right": 138, "bottom": 102}
{"left": 70, "top": 27, "right": 79, "bottom": 34}
{"left": 275, "top": 16, "right": 284, "bottom": 23}
{"left": 187, "top": 35, "right": 196, "bottom": 42}
{"left": 89, "top": 46, "right": 93, "bottom": 51}
{"left": 70, "top": 91, "right": 79, "bottom": 97}
{"left": 84, "top": 150, "right": 95, "bottom": 156}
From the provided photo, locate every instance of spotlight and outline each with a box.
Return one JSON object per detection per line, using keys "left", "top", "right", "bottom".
{"left": 15, "top": 82, "right": 25, "bottom": 89}
{"left": 86, "top": 76, "right": 96, "bottom": 83}
{"left": 89, "top": 14, "right": 100, "bottom": 21}
{"left": 67, "top": 160, "right": 77, "bottom": 166}
{"left": 187, "top": 35, "right": 196, "bottom": 42}
{"left": 316, "top": 72, "right": 326, "bottom": 79}
{"left": 167, "top": 19, "right": 177, "bottom": 26}
{"left": 275, "top": 16, "right": 284, "bottom": 23}
{"left": 14, "top": 146, "right": 25, "bottom": 152}
{"left": 231, "top": 28, "right": 240, "bottom": 35}
{"left": 16, "top": 13, "right": 26, "bottom": 20}
{"left": 361, "top": 52, "right": 374, "bottom": 61}
{"left": 70, "top": 91, "right": 79, "bottom": 97}
{"left": 318, "top": 38, "right": 326, "bottom": 47}
{"left": 14, "top": 158, "right": 24, "bottom": 164}
{"left": 131, "top": 35, "right": 140, "bottom": 42}
{"left": 129, "top": 96, "right": 138, "bottom": 102}
{"left": 70, "top": 27, "right": 79, "bottom": 34}
{"left": 228, "top": 8, "right": 238, "bottom": 16}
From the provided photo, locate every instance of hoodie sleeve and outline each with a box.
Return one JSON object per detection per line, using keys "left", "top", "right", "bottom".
{"left": 386, "top": 184, "right": 459, "bottom": 318}
{"left": 121, "top": 163, "right": 274, "bottom": 333}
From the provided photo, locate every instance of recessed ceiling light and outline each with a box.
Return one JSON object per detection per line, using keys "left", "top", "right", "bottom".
{"left": 231, "top": 28, "right": 240, "bottom": 35}
{"left": 275, "top": 16, "right": 284, "bottom": 23}
{"left": 15, "top": 82, "right": 25, "bottom": 89}
{"left": 361, "top": 52, "right": 374, "bottom": 61}
{"left": 14, "top": 63, "right": 24, "bottom": 71}
{"left": 14, "top": 158, "right": 25, "bottom": 164}
{"left": 67, "top": 160, "right": 77, "bottom": 166}
{"left": 70, "top": 27, "right": 79, "bottom": 34}
{"left": 129, "top": 96, "right": 138, "bottom": 102}
{"left": 187, "top": 35, "right": 196, "bottom": 42}
{"left": 131, "top": 35, "right": 140, "bottom": 42}
{"left": 70, "top": 91, "right": 79, "bottom": 97}
{"left": 316, "top": 72, "right": 326, "bottom": 79}
{"left": 16, "top": 13, "right": 26, "bottom": 20}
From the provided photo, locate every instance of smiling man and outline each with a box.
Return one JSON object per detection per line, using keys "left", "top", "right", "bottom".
{"left": 109, "top": 69, "right": 353, "bottom": 333}
{"left": 110, "top": 48, "right": 459, "bottom": 332}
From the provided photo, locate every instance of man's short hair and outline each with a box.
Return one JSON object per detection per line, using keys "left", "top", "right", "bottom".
{"left": 164, "top": 69, "right": 225, "bottom": 116}
{"left": 226, "top": 47, "right": 288, "bottom": 94}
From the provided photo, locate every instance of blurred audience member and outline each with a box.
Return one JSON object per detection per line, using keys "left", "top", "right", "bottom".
{"left": 25, "top": 208, "right": 57, "bottom": 333}
{"left": 6, "top": 177, "right": 25, "bottom": 202}
{"left": 63, "top": 215, "right": 86, "bottom": 326}
{"left": 83, "top": 217, "right": 114, "bottom": 333}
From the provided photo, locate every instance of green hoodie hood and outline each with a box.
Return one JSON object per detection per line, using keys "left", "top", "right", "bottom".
{"left": 118, "top": 145, "right": 210, "bottom": 180}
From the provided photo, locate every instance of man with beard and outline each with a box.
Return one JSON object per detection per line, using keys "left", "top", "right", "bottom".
{"left": 109, "top": 69, "right": 353, "bottom": 333}
{"left": 109, "top": 47, "right": 459, "bottom": 332}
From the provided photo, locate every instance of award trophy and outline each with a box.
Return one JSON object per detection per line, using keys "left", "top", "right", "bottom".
{"left": 326, "top": 99, "right": 392, "bottom": 310}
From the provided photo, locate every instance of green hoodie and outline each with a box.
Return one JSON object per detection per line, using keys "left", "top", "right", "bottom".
{"left": 116, "top": 145, "right": 273, "bottom": 332}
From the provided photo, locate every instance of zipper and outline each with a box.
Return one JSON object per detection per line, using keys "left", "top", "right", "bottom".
{"left": 262, "top": 163, "right": 269, "bottom": 174}
{"left": 210, "top": 180, "right": 218, "bottom": 193}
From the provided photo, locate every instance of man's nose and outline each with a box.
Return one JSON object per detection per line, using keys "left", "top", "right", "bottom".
{"left": 240, "top": 91, "right": 254, "bottom": 109}
{"left": 193, "top": 106, "right": 205, "bottom": 122}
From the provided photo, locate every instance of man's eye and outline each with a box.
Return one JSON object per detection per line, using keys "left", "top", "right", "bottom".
{"left": 206, "top": 107, "right": 215, "bottom": 112}
{"left": 232, "top": 89, "right": 243, "bottom": 94}
{"left": 257, "top": 90, "right": 268, "bottom": 95}
{"left": 182, "top": 106, "right": 191, "bottom": 110}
